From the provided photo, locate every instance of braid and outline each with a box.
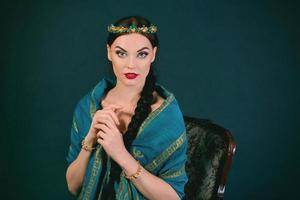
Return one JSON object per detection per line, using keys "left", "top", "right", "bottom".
{"left": 124, "top": 68, "right": 157, "bottom": 148}
{"left": 108, "top": 68, "right": 157, "bottom": 185}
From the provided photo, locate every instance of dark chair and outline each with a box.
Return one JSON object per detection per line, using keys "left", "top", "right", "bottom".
{"left": 183, "top": 116, "right": 236, "bottom": 200}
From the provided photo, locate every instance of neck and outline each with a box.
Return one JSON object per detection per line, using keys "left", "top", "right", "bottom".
{"left": 109, "top": 80, "right": 145, "bottom": 106}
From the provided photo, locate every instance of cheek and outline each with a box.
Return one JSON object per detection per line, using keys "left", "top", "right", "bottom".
{"left": 111, "top": 62, "right": 122, "bottom": 77}
{"left": 111, "top": 58, "right": 123, "bottom": 69}
{"left": 139, "top": 56, "right": 153, "bottom": 67}
{"left": 139, "top": 61, "right": 152, "bottom": 77}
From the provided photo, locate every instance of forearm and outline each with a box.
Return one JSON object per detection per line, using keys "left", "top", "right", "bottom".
{"left": 118, "top": 151, "right": 180, "bottom": 200}
{"left": 66, "top": 136, "right": 95, "bottom": 196}
{"left": 66, "top": 149, "right": 91, "bottom": 195}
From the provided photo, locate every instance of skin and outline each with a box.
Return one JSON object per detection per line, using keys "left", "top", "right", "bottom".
{"left": 66, "top": 33, "right": 180, "bottom": 200}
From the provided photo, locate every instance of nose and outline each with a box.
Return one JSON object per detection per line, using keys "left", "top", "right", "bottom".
{"left": 126, "top": 56, "right": 136, "bottom": 69}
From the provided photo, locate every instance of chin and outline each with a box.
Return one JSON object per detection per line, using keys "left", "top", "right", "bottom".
{"left": 121, "top": 77, "right": 145, "bottom": 87}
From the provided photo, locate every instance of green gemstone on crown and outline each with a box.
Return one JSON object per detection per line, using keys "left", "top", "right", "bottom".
{"left": 107, "top": 23, "right": 157, "bottom": 34}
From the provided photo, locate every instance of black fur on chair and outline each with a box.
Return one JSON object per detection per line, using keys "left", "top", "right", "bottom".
{"left": 183, "top": 116, "right": 236, "bottom": 200}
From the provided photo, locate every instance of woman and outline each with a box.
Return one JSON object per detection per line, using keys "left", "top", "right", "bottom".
{"left": 66, "top": 16, "right": 188, "bottom": 200}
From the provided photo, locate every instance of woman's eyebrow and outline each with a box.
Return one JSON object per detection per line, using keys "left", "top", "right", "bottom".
{"left": 137, "top": 47, "right": 150, "bottom": 52}
{"left": 114, "top": 46, "right": 150, "bottom": 52}
{"left": 115, "top": 46, "right": 127, "bottom": 52}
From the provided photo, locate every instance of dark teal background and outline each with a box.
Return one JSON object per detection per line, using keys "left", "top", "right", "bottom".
{"left": 1, "top": 0, "right": 299, "bottom": 199}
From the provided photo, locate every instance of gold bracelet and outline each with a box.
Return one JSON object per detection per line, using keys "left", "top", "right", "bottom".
{"left": 81, "top": 139, "right": 96, "bottom": 152}
{"left": 124, "top": 161, "right": 142, "bottom": 181}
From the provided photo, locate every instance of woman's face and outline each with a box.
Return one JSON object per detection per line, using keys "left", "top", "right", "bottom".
{"left": 107, "top": 33, "right": 157, "bottom": 88}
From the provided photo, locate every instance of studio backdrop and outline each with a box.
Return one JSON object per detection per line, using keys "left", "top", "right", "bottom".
{"left": 1, "top": 0, "right": 299, "bottom": 199}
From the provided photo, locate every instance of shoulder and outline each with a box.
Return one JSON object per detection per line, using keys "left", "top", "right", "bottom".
{"left": 152, "top": 86, "right": 186, "bottom": 136}
{"left": 72, "top": 79, "right": 103, "bottom": 122}
{"left": 74, "top": 77, "right": 112, "bottom": 116}
{"left": 72, "top": 92, "right": 93, "bottom": 134}
{"left": 151, "top": 91, "right": 165, "bottom": 113}
{"left": 159, "top": 87, "right": 183, "bottom": 118}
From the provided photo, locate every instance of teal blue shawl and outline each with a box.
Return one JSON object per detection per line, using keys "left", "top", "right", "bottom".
{"left": 66, "top": 77, "right": 188, "bottom": 199}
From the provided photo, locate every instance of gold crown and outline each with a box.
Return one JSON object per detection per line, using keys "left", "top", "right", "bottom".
{"left": 107, "top": 24, "right": 157, "bottom": 34}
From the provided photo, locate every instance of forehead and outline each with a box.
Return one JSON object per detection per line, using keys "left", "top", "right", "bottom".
{"left": 111, "top": 33, "right": 152, "bottom": 50}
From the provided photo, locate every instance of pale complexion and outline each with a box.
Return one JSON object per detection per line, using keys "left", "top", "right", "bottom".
{"left": 66, "top": 33, "right": 180, "bottom": 199}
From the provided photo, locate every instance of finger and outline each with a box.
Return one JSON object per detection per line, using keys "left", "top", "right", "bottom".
{"left": 100, "top": 109, "right": 120, "bottom": 125}
{"left": 95, "top": 114, "right": 117, "bottom": 129}
{"left": 96, "top": 121, "right": 120, "bottom": 135}
{"left": 97, "top": 130, "right": 107, "bottom": 139}
{"left": 97, "top": 137, "right": 104, "bottom": 145}
{"left": 94, "top": 115, "right": 115, "bottom": 127}
{"left": 103, "top": 104, "right": 123, "bottom": 112}
{"left": 95, "top": 123, "right": 111, "bottom": 134}
{"left": 93, "top": 110, "right": 116, "bottom": 125}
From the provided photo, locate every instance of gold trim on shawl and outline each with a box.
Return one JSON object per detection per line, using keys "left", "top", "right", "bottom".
{"left": 89, "top": 81, "right": 102, "bottom": 118}
{"left": 136, "top": 193, "right": 141, "bottom": 200}
{"left": 132, "top": 148, "right": 144, "bottom": 159}
{"left": 89, "top": 98, "right": 97, "bottom": 119}
{"left": 136, "top": 93, "right": 175, "bottom": 138}
{"left": 127, "top": 181, "right": 133, "bottom": 199}
{"left": 78, "top": 146, "right": 103, "bottom": 200}
{"left": 68, "top": 145, "right": 72, "bottom": 152}
{"left": 160, "top": 165, "right": 186, "bottom": 179}
{"left": 117, "top": 176, "right": 127, "bottom": 200}
{"left": 96, "top": 157, "right": 112, "bottom": 200}
{"left": 72, "top": 116, "right": 79, "bottom": 133}
{"left": 145, "top": 131, "right": 186, "bottom": 172}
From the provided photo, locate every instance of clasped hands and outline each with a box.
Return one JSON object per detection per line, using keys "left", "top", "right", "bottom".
{"left": 85, "top": 103, "right": 127, "bottom": 162}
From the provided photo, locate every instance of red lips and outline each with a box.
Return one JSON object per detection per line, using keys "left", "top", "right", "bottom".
{"left": 124, "top": 73, "right": 138, "bottom": 79}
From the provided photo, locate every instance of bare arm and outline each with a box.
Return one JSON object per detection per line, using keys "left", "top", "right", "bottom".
{"left": 66, "top": 136, "right": 94, "bottom": 196}
{"left": 117, "top": 151, "right": 181, "bottom": 200}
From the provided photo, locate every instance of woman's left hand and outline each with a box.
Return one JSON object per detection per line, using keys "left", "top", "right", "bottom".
{"left": 95, "top": 106, "right": 128, "bottom": 163}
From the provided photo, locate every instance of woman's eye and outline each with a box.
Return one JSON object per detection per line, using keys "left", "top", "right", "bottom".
{"left": 116, "top": 50, "right": 126, "bottom": 58}
{"left": 137, "top": 52, "right": 149, "bottom": 58}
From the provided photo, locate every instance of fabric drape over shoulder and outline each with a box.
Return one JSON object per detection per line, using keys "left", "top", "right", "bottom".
{"left": 66, "top": 77, "right": 188, "bottom": 200}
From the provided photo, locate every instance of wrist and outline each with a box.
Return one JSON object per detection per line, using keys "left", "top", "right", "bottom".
{"left": 84, "top": 134, "right": 96, "bottom": 147}
{"left": 81, "top": 136, "right": 96, "bottom": 152}
{"left": 124, "top": 161, "right": 142, "bottom": 181}
{"left": 117, "top": 151, "right": 139, "bottom": 175}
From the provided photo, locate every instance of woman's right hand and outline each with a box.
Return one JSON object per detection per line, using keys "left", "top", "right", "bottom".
{"left": 85, "top": 104, "right": 123, "bottom": 147}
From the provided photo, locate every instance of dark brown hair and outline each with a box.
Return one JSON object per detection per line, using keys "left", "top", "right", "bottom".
{"left": 104, "top": 16, "right": 159, "bottom": 197}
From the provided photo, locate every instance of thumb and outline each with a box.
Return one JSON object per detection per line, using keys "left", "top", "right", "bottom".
{"left": 104, "top": 104, "right": 123, "bottom": 111}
